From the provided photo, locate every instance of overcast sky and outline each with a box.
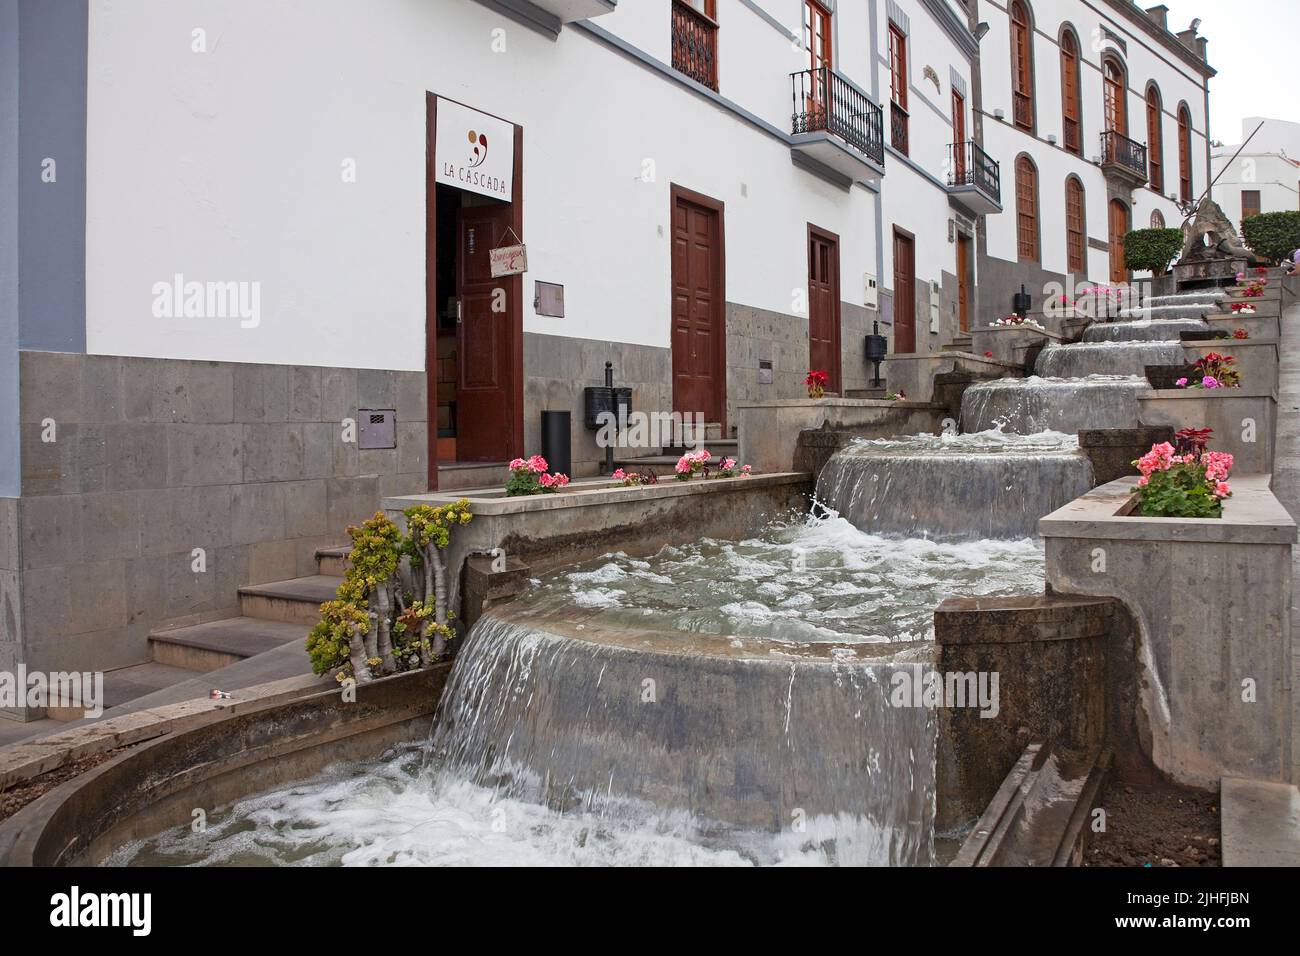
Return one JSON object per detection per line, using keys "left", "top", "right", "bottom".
{"left": 1158, "top": 0, "right": 1295, "bottom": 145}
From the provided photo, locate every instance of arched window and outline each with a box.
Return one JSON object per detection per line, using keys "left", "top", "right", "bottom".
{"left": 1109, "top": 199, "right": 1130, "bottom": 283}
{"left": 1060, "top": 28, "right": 1082, "bottom": 155}
{"left": 1015, "top": 155, "right": 1040, "bottom": 262}
{"left": 1151, "top": 209, "right": 1166, "bottom": 229}
{"left": 1103, "top": 56, "right": 1127, "bottom": 135}
{"left": 1066, "top": 176, "right": 1086, "bottom": 274}
{"left": 1177, "top": 104, "right": 1193, "bottom": 202}
{"left": 1146, "top": 84, "right": 1164, "bottom": 192}
{"left": 1009, "top": 2, "right": 1034, "bottom": 132}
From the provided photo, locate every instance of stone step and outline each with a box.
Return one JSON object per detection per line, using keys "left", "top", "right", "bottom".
{"left": 149, "top": 617, "right": 309, "bottom": 672}
{"left": 1220, "top": 777, "right": 1300, "bottom": 867}
{"left": 609, "top": 453, "right": 735, "bottom": 477}
{"left": 659, "top": 437, "right": 738, "bottom": 454}
{"left": 41, "top": 660, "right": 199, "bottom": 721}
{"left": 315, "top": 545, "right": 350, "bottom": 577}
{"left": 238, "top": 574, "right": 342, "bottom": 626}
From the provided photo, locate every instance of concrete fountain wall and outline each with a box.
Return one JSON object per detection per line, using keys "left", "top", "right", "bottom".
{"left": 1039, "top": 475, "right": 1296, "bottom": 787}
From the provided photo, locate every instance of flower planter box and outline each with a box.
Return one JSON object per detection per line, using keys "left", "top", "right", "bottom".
{"left": 1180, "top": 339, "right": 1279, "bottom": 399}
{"left": 383, "top": 471, "right": 812, "bottom": 600}
{"left": 1138, "top": 388, "right": 1276, "bottom": 474}
{"left": 1039, "top": 475, "right": 1296, "bottom": 787}
{"left": 1206, "top": 311, "right": 1279, "bottom": 340}
{"left": 969, "top": 324, "right": 1062, "bottom": 365}
{"left": 734, "top": 398, "right": 947, "bottom": 473}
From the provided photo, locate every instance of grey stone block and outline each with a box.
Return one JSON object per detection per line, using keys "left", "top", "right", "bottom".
{"left": 0, "top": 498, "right": 17, "bottom": 571}
{"left": 19, "top": 494, "right": 80, "bottom": 570}
{"left": 301, "top": 422, "right": 334, "bottom": 479}
{"left": 0, "top": 569, "right": 22, "bottom": 646}
{"left": 159, "top": 553, "right": 217, "bottom": 620}
{"left": 166, "top": 424, "right": 244, "bottom": 487}
{"left": 80, "top": 355, "right": 124, "bottom": 423}
{"left": 358, "top": 368, "right": 395, "bottom": 408}
{"left": 183, "top": 362, "right": 236, "bottom": 423}
{"left": 79, "top": 492, "right": 143, "bottom": 564}
{"left": 106, "top": 422, "right": 169, "bottom": 492}
{"left": 242, "top": 423, "right": 305, "bottom": 483}
{"left": 138, "top": 485, "right": 234, "bottom": 557}
{"left": 19, "top": 351, "right": 83, "bottom": 425}
{"left": 121, "top": 357, "right": 187, "bottom": 422}
{"left": 283, "top": 479, "right": 328, "bottom": 537}
{"left": 229, "top": 481, "right": 286, "bottom": 545}
{"left": 395, "top": 372, "right": 427, "bottom": 423}
{"left": 246, "top": 538, "right": 300, "bottom": 585}
{"left": 397, "top": 420, "right": 427, "bottom": 476}
{"left": 331, "top": 432, "right": 360, "bottom": 478}
{"left": 288, "top": 366, "right": 323, "bottom": 422}
{"left": 20, "top": 422, "right": 79, "bottom": 496}
{"left": 320, "top": 367, "right": 358, "bottom": 424}
{"left": 326, "top": 475, "right": 381, "bottom": 531}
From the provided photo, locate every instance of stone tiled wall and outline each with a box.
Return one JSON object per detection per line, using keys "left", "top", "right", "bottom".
{"left": 13, "top": 351, "right": 428, "bottom": 678}
{"left": 523, "top": 333, "right": 671, "bottom": 476}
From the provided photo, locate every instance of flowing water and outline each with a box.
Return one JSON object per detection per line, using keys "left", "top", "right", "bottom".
{"left": 816, "top": 430, "right": 1092, "bottom": 540}
{"left": 108, "top": 515, "right": 1046, "bottom": 868}
{"left": 961, "top": 375, "right": 1152, "bottom": 434}
{"left": 106, "top": 294, "right": 1187, "bottom": 869}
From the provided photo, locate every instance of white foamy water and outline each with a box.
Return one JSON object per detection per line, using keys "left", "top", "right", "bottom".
{"left": 514, "top": 512, "right": 1045, "bottom": 645}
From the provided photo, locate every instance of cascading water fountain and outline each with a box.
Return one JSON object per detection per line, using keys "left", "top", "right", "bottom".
{"left": 106, "top": 289, "right": 1200, "bottom": 869}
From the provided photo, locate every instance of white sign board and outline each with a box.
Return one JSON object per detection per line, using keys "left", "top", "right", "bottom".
{"left": 489, "top": 243, "right": 528, "bottom": 278}
{"left": 435, "top": 98, "right": 515, "bottom": 201}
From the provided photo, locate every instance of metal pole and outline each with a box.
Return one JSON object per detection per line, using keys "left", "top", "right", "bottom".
{"left": 604, "top": 361, "right": 614, "bottom": 476}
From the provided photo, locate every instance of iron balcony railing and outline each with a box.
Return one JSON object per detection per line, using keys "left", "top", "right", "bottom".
{"left": 671, "top": 1, "right": 718, "bottom": 91}
{"left": 947, "top": 140, "right": 1001, "bottom": 204}
{"left": 1101, "top": 129, "right": 1148, "bottom": 181}
{"left": 791, "top": 67, "right": 884, "bottom": 166}
{"left": 890, "top": 102, "right": 909, "bottom": 154}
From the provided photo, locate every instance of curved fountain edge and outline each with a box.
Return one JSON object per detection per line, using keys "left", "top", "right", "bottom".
{"left": 0, "top": 666, "right": 450, "bottom": 866}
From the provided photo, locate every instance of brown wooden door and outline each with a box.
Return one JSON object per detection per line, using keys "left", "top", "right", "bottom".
{"left": 956, "top": 235, "right": 971, "bottom": 333}
{"left": 455, "top": 203, "right": 516, "bottom": 461}
{"left": 671, "top": 191, "right": 724, "bottom": 424}
{"left": 893, "top": 229, "right": 916, "bottom": 353}
{"left": 808, "top": 226, "right": 841, "bottom": 394}
{"left": 1108, "top": 199, "right": 1129, "bottom": 284}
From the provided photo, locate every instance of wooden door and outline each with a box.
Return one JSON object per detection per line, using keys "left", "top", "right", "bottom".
{"left": 1104, "top": 60, "right": 1126, "bottom": 134}
{"left": 1108, "top": 199, "right": 1129, "bottom": 284}
{"left": 455, "top": 203, "right": 516, "bottom": 461}
{"left": 956, "top": 235, "right": 971, "bottom": 333}
{"left": 671, "top": 190, "right": 724, "bottom": 424}
{"left": 893, "top": 229, "right": 916, "bottom": 353}
{"left": 807, "top": 226, "right": 841, "bottom": 394}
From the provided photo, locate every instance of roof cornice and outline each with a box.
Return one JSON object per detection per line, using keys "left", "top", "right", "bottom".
{"left": 1098, "top": 0, "right": 1216, "bottom": 79}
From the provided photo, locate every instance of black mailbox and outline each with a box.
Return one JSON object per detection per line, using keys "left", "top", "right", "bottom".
{"left": 865, "top": 321, "right": 888, "bottom": 386}
{"left": 1013, "top": 284, "right": 1032, "bottom": 318}
{"left": 583, "top": 386, "right": 632, "bottom": 429}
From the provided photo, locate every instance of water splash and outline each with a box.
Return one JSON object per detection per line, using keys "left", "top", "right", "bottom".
{"left": 1034, "top": 340, "right": 1187, "bottom": 378}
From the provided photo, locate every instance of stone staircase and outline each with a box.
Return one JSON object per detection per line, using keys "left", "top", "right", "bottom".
{"left": 147, "top": 546, "right": 346, "bottom": 672}
{"left": 610, "top": 423, "right": 738, "bottom": 476}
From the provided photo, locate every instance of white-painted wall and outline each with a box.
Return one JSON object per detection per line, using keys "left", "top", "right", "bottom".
{"left": 1212, "top": 151, "right": 1300, "bottom": 228}
{"left": 977, "top": 0, "right": 1209, "bottom": 282}
{"left": 85, "top": 0, "right": 882, "bottom": 371}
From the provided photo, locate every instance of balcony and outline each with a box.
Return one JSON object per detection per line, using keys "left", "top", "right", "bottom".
{"left": 671, "top": 1, "right": 717, "bottom": 91}
{"left": 1100, "top": 130, "right": 1148, "bottom": 188}
{"left": 528, "top": 0, "right": 617, "bottom": 22}
{"left": 890, "top": 102, "right": 909, "bottom": 155}
{"left": 947, "top": 140, "right": 1002, "bottom": 215}
{"left": 790, "top": 67, "right": 885, "bottom": 185}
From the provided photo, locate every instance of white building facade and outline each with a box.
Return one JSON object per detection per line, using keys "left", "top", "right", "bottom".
{"left": 0, "top": 0, "right": 1211, "bottom": 701}
{"left": 1212, "top": 118, "right": 1300, "bottom": 230}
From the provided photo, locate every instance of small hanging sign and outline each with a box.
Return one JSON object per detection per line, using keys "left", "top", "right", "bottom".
{"left": 489, "top": 227, "right": 527, "bottom": 277}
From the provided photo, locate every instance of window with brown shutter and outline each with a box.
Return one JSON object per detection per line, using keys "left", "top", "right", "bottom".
{"left": 888, "top": 23, "right": 909, "bottom": 154}
{"left": 1060, "top": 30, "right": 1081, "bottom": 155}
{"left": 1242, "top": 190, "right": 1261, "bottom": 221}
{"left": 1010, "top": 2, "right": 1034, "bottom": 131}
{"left": 1066, "top": 177, "right": 1086, "bottom": 274}
{"left": 1146, "top": 85, "right": 1164, "bottom": 192}
{"left": 1178, "top": 105, "right": 1193, "bottom": 202}
{"left": 1016, "top": 155, "right": 1040, "bottom": 262}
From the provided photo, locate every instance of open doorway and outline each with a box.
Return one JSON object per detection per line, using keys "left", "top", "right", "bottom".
{"left": 426, "top": 95, "right": 523, "bottom": 488}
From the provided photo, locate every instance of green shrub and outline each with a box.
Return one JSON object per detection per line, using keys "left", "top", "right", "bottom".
{"left": 1123, "top": 227, "right": 1183, "bottom": 275}
{"left": 1241, "top": 211, "right": 1300, "bottom": 264}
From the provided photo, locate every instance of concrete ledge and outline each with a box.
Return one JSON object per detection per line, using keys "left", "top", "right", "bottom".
{"left": 0, "top": 666, "right": 448, "bottom": 866}
{"left": 969, "top": 324, "right": 1061, "bottom": 365}
{"left": 1041, "top": 476, "right": 1295, "bottom": 786}
{"left": 734, "top": 400, "right": 947, "bottom": 474}
{"left": 1220, "top": 776, "right": 1300, "bottom": 867}
{"left": 880, "top": 351, "right": 1020, "bottom": 406}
